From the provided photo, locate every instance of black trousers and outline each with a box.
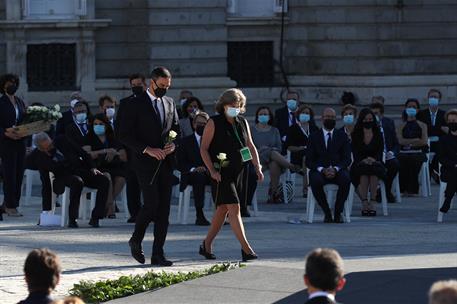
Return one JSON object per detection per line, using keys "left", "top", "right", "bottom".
{"left": 132, "top": 164, "right": 173, "bottom": 256}
{"left": 125, "top": 167, "right": 141, "bottom": 217}
{"left": 0, "top": 141, "right": 26, "bottom": 208}
{"left": 385, "top": 158, "right": 400, "bottom": 195}
{"left": 39, "top": 170, "right": 53, "bottom": 211}
{"left": 187, "top": 171, "right": 211, "bottom": 212}
{"left": 398, "top": 153, "right": 425, "bottom": 194}
{"left": 442, "top": 168, "right": 457, "bottom": 207}
{"left": 58, "top": 173, "right": 110, "bottom": 221}
{"left": 309, "top": 169, "right": 351, "bottom": 216}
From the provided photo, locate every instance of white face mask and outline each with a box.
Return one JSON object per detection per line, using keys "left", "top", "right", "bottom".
{"left": 106, "top": 108, "right": 115, "bottom": 119}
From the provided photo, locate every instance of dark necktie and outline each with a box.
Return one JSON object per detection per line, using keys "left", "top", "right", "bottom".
{"left": 326, "top": 132, "right": 332, "bottom": 150}
{"left": 78, "top": 123, "right": 87, "bottom": 136}
{"left": 289, "top": 112, "right": 295, "bottom": 126}
{"left": 154, "top": 99, "right": 163, "bottom": 126}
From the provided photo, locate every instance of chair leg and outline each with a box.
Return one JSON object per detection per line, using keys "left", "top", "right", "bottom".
{"left": 437, "top": 182, "right": 446, "bottom": 223}
{"left": 61, "top": 188, "right": 69, "bottom": 227}
{"left": 393, "top": 174, "right": 401, "bottom": 203}
{"left": 182, "top": 187, "right": 191, "bottom": 225}
{"left": 252, "top": 190, "right": 258, "bottom": 217}
{"left": 24, "top": 170, "right": 34, "bottom": 206}
{"left": 90, "top": 191, "right": 96, "bottom": 220}
{"left": 306, "top": 187, "right": 315, "bottom": 223}
{"left": 344, "top": 185, "right": 355, "bottom": 223}
{"left": 177, "top": 192, "right": 184, "bottom": 222}
{"left": 380, "top": 182, "right": 388, "bottom": 216}
{"left": 121, "top": 187, "right": 129, "bottom": 219}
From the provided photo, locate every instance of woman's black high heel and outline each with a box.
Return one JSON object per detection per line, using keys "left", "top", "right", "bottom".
{"left": 199, "top": 241, "right": 216, "bottom": 260}
{"left": 241, "top": 249, "right": 258, "bottom": 262}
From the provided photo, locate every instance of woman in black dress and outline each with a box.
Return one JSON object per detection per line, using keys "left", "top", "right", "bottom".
{"left": 84, "top": 113, "right": 127, "bottom": 217}
{"left": 200, "top": 88, "right": 264, "bottom": 261}
{"left": 0, "top": 74, "right": 26, "bottom": 218}
{"left": 350, "top": 108, "right": 386, "bottom": 216}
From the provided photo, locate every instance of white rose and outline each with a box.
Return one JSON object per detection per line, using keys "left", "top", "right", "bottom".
{"left": 54, "top": 104, "right": 60, "bottom": 111}
{"left": 169, "top": 130, "right": 177, "bottom": 139}
{"left": 217, "top": 153, "right": 227, "bottom": 161}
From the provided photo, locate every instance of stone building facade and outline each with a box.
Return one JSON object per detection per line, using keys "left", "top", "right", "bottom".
{"left": 0, "top": 0, "right": 456, "bottom": 110}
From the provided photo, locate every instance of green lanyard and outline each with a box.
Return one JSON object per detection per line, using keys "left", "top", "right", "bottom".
{"left": 232, "top": 124, "right": 244, "bottom": 147}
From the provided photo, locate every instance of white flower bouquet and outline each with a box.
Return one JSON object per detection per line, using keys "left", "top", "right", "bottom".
{"left": 14, "top": 104, "right": 62, "bottom": 137}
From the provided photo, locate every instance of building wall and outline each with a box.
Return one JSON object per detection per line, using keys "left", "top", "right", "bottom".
{"left": 95, "top": 0, "right": 149, "bottom": 79}
{"left": 0, "top": 0, "right": 6, "bottom": 75}
{"left": 285, "top": 0, "right": 457, "bottom": 76}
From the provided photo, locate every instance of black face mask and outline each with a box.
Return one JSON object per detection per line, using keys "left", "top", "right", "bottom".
{"left": 448, "top": 122, "right": 457, "bottom": 132}
{"left": 131, "top": 86, "right": 143, "bottom": 96}
{"left": 153, "top": 80, "right": 167, "bottom": 98}
{"left": 6, "top": 84, "right": 17, "bottom": 95}
{"left": 362, "top": 121, "right": 375, "bottom": 129}
{"left": 195, "top": 125, "right": 205, "bottom": 136}
{"left": 323, "top": 119, "right": 336, "bottom": 130}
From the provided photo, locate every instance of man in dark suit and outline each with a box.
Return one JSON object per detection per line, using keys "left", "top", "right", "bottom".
{"left": 119, "top": 66, "right": 180, "bottom": 267}
{"left": 417, "top": 89, "right": 448, "bottom": 182}
{"left": 306, "top": 108, "right": 352, "bottom": 223}
{"left": 115, "top": 73, "right": 147, "bottom": 223}
{"left": 33, "top": 132, "right": 110, "bottom": 228}
{"left": 177, "top": 112, "right": 211, "bottom": 226}
{"left": 274, "top": 91, "right": 300, "bottom": 154}
{"left": 304, "top": 248, "right": 346, "bottom": 304}
{"left": 65, "top": 101, "right": 90, "bottom": 147}
{"left": 99, "top": 95, "right": 117, "bottom": 130}
{"left": 55, "top": 92, "right": 85, "bottom": 137}
{"left": 371, "top": 102, "right": 400, "bottom": 202}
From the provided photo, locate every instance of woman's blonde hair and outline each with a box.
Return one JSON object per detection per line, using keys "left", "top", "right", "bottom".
{"left": 215, "top": 88, "right": 246, "bottom": 115}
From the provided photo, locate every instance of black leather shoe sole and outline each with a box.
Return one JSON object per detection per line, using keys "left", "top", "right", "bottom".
{"left": 151, "top": 256, "right": 173, "bottom": 267}
{"left": 128, "top": 239, "right": 145, "bottom": 264}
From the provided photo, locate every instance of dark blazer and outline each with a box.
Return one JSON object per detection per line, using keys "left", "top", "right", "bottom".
{"left": 417, "top": 108, "right": 446, "bottom": 138}
{"left": 380, "top": 116, "right": 399, "bottom": 155}
{"left": 306, "top": 128, "right": 352, "bottom": 171}
{"left": 285, "top": 123, "right": 319, "bottom": 165}
{"left": 115, "top": 94, "right": 134, "bottom": 136}
{"left": 55, "top": 110, "right": 73, "bottom": 136}
{"left": 0, "top": 94, "right": 26, "bottom": 148}
{"left": 118, "top": 91, "right": 180, "bottom": 176}
{"left": 177, "top": 133, "right": 204, "bottom": 189}
{"left": 274, "top": 106, "right": 295, "bottom": 140}
{"left": 305, "top": 296, "right": 337, "bottom": 304}
{"left": 438, "top": 133, "right": 457, "bottom": 182}
{"left": 18, "top": 291, "right": 53, "bottom": 304}
{"left": 65, "top": 121, "right": 88, "bottom": 147}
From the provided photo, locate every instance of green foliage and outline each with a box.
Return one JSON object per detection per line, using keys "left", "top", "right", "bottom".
{"left": 69, "top": 262, "right": 243, "bottom": 304}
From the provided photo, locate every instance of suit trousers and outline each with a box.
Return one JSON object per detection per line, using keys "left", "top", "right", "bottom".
{"left": 0, "top": 141, "right": 26, "bottom": 208}
{"left": 187, "top": 171, "right": 211, "bottom": 211}
{"left": 125, "top": 167, "right": 141, "bottom": 217}
{"left": 309, "top": 170, "right": 350, "bottom": 215}
{"left": 59, "top": 173, "right": 110, "bottom": 220}
{"left": 132, "top": 163, "right": 173, "bottom": 256}
{"left": 398, "top": 153, "right": 425, "bottom": 194}
{"left": 385, "top": 158, "right": 400, "bottom": 194}
{"left": 444, "top": 170, "right": 457, "bottom": 206}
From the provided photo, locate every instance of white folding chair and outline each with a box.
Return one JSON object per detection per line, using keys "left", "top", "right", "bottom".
{"left": 306, "top": 183, "right": 355, "bottom": 223}
{"left": 419, "top": 160, "right": 432, "bottom": 197}
{"left": 281, "top": 151, "right": 297, "bottom": 204}
{"left": 250, "top": 190, "right": 259, "bottom": 216}
{"left": 177, "top": 185, "right": 212, "bottom": 224}
{"left": 22, "top": 169, "right": 39, "bottom": 206}
{"left": 437, "top": 181, "right": 455, "bottom": 223}
{"left": 60, "top": 187, "right": 98, "bottom": 227}
{"left": 115, "top": 186, "right": 129, "bottom": 219}
{"left": 392, "top": 173, "right": 401, "bottom": 203}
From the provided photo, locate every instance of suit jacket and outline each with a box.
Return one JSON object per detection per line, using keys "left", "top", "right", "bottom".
{"left": 274, "top": 106, "right": 295, "bottom": 140}
{"left": 305, "top": 296, "right": 337, "bottom": 304}
{"left": 118, "top": 91, "right": 180, "bottom": 176}
{"left": 55, "top": 110, "right": 73, "bottom": 137}
{"left": 438, "top": 133, "right": 457, "bottom": 182}
{"left": 417, "top": 108, "right": 446, "bottom": 138}
{"left": 0, "top": 94, "right": 26, "bottom": 149}
{"left": 177, "top": 133, "right": 205, "bottom": 189}
{"left": 115, "top": 94, "right": 134, "bottom": 136}
{"left": 380, "top": 116, "right": 400, "bottom": 155}
{"left": 65, "top": 121, "right": 88, "bottom": 147}
{"left": 306, "top": 128, "right": 352, "bottom": 172}
{"left": 179, "top": 117, "right": 194, "bottom": 138}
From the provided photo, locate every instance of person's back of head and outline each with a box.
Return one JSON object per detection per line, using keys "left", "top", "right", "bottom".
{"left": 304, "top": 248, "right": 346, "bottom": 295}
{"left": 24, "top": 248, "right": 61, "bottom": 294}
{"left": 429, "top": 280, "right": 457, "bottom": 304}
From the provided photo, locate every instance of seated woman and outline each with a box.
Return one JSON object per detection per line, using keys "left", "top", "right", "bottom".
{"left": 84, "top": 113, "right": 127, "bottom": 217}
{"left": 340, "top": 104, "right": 357, "bottom": 141}
{"left": 396, "top": 98, "right": 428, "bottom": 196}
{"left": 251, "top": 106, "right": 299, "bottom": 203}
{"left": 350, "top": 108, "right": 386, "bottom": 216}
{"left": 438, "top": 109, "right": 457, "bottom": 214}
{"left": 179, "top": 96, "right": 204, "bottom": 138}
{"left": 285, "top": 104, "right": 318, "bottom": 197}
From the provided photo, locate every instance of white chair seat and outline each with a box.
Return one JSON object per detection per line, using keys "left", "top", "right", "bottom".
{"left": 60, "top": 186, "right": 98, "bottom": 227}
{"left": 177, "top": 185, "right": 212, "bottom": 224}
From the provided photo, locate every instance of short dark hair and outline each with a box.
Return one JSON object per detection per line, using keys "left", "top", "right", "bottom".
{"left": 215, "top": 88, "right": 246, "bottom": 115}
{"left": 182, "top": 96, "right": 204, "bottom": 118}
{"left": 445, "top": 109, "right": 457, "bottom": 123}
{"left": 194, "top": 111, "right": 210, "bottom": 122}
{"left": 98, "top": 95, "right": 115, "bottom": 108}
{"left": 428, "top": 88, "right": 442, "bottom": 100}
{"left": 305, "top": 248, "right": 344, "bottom": 292}
{"left": 370, "top": 102, "right": 385, "bottom": 114}
{"left": 255, "top": 106, "right": 274, "bottom": 125}
{"left": 0, "top": 73, "right": 20, "bottom": 94}
{"left": 24, "top": 248, "right": 61, "bottom": 291}
{"left": 74, "top": 100, "right": 93, "bottom": 117}
{"left": 402, "top": 98, "right": 420, "bottom": 121}
{"left": 129, "top": 73, "right": 146, "bottom": 83}
{"left": 297, "top": 104, "right": 315, "bottom": 119}
{"left": 341, "top": 91, "right": 356, "bottom": 105}
{"left": 150, "top": 66, "right": 171, "bottom": 80}
{"left": 341, "top": 104, "right": 358, "bottom": 117}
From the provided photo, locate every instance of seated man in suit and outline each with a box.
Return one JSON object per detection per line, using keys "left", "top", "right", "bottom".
{"left": 371, "top": 102, "right": 400, "bottom": 203}
{"left": 65, "top": 101, "right": 91, "bottom": 147}
{"left": 274, "top": 91, "right": 300, "bottom": 154}
{"left": 304, "top": 248, "right": 346, "bottom": 304}
{"left": 177, "top": 112, "right": 211, "bottom": 225}
{"left": 306, "top": 108, "right": 351, "bottom": 223}
{"left": 417, "top": 89, "right": 448, "bottom": 183}
{"left": 55, "top": 92, "right": 85, "bottom": 137}
{"left": 33, "top": 132, "right": 110, "bottom": 228}
{"left": 438, "top": 109, "right": 457, "bottom": 214}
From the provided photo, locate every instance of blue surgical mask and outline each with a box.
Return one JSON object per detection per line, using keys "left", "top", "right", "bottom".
{"left": 343, "top": 114, "right": 354, "bottom": 125}
{"left": 93, "top": 125, "right": 106, "bottom": 136}
{"left": 226, "top": 107, "right": 240, "bottom": 118}
{"left": 258, "top": 114, "right": 270, "bottom": 124}
{"left": 299, "top": 113, "right": 310, "bottom": 123}
{"left": 428, "top": 97, "right": 439, "bottom": 107}
{"left": 406, "top": 107, "right": 417, "bottom": 117}
{"left": 287, "top": 99, "right": 297, "bottom": 111}
{"left": 75, "top": 113, "right": 87, "bottom": 123}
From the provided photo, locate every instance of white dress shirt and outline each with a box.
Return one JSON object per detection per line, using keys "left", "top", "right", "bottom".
{"left": 308, "top": 291, "right": 335, "bottom": 302}
{"left": 190, "top": 132, "right": 201, "bottom": 172}
{"left": 317, "top": 128, "right": 339, "bottom": 173}
{"left": 147, "top": 88, "right": 164, "bottom": 123}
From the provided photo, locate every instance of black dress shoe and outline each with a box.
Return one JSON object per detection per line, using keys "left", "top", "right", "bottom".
{"left": 128, "top": 238, "right": 145, "bottom": 264}
{"left": 324, "top": 214, "right": 333, "bottom": 223}
{"left": 334, "top": 214, "right": 344, "bottom": 224}
{"left": 440, "top": 200, "right": 452, "bottom": 213}
{"left": 127, "top": 216, "right": 137, "bottom": 223}
{"left": 241, "top": 249, "right": 258, "bottom": 262}
{"left": 68, "top": 219, "right": 79, "bottom": 228}
{"left": 199, "top": 241, "right": 216, "bottom": 260}
{"left": 240, "top": 209, "right": 251, "bottom": 217}
{"left": 151, "top": 255, "right": 173, "bottom": 267}
{"left": 387, "top": 193, "right": 396, "bottom": 203}
{"left": 88, "top": 218, "right": 100, "bottom": 228}
{"left": 195, "top": 217, "right": 211, "bottom": 226}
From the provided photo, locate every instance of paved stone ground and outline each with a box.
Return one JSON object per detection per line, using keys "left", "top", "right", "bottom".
{"left": 1, "top": 177, "right": 456, "bottom": 304}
